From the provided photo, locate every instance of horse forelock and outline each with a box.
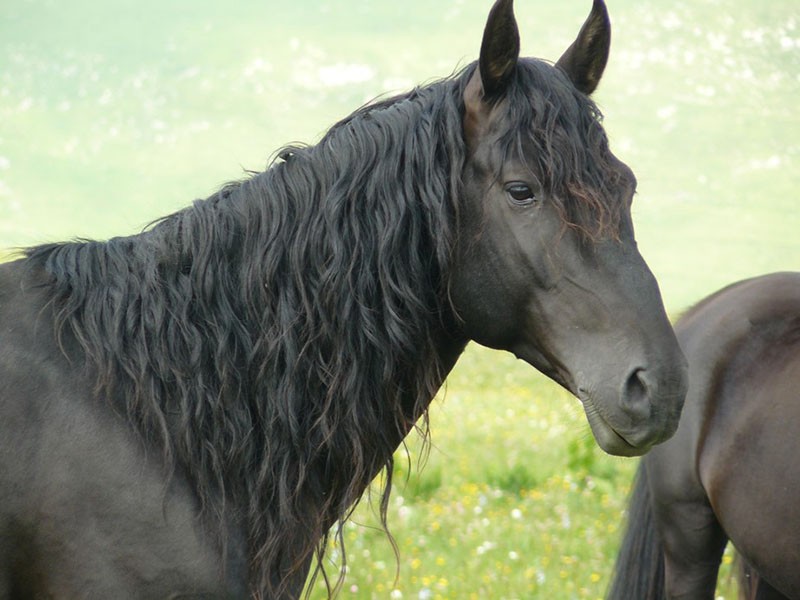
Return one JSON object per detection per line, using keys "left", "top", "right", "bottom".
{"left": 497, "top": 58, "right": 626, "bottom": 240}
{"left": 25, "top": 72, "right": 471, "bottom": 598}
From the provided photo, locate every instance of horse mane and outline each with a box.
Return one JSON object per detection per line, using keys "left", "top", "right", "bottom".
{"left": 23, "top": 58, "right": 621, "bottom": 598}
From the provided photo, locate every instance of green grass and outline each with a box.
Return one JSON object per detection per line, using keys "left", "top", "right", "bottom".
{"left": 1, "top": 0, "right": 797, "bottom": 597}
{"left": 305, "top": 347, "right": 742, "bottom": 598}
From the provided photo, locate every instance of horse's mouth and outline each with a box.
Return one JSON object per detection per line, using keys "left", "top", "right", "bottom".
{"left": 578, "top": 393, "right": 648, "bottom": 457}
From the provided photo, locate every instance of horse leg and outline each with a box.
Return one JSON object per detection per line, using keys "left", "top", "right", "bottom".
{"left": 655, "top": 498, "right": 728, "bottom": 599}
{"left": 737, "top": 560, "right": 794, "bottom": 600}
{"left": 747, "top": 575, "right": 792, "bottom": 600}
{"left": 754, "top": 580, "right": 793, "bottom": 600}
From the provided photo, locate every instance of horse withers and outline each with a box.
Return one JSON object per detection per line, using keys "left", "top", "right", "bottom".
{"left": 608, "top": 272, "right": 800, "bottom": 599}
{"left": 0, "top": 1, "right": 686, "bottom": 598}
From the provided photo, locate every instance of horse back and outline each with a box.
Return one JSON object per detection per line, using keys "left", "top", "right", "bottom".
{"left": 0, "top": 258, "right": 247, "bottom": 598}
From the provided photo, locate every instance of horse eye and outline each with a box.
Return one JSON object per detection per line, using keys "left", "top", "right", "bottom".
{"left": 505, "top": 183, "right": 537, "bottom": 205}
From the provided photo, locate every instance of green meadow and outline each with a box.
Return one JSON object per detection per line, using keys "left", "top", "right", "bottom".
{"left": 1, "top": 0, "right": 797, "bottom": 598}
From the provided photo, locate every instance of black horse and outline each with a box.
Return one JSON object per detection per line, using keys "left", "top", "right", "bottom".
{"left": 608, "top": 272, "right": 800, "bottom": 600}
{"left": 0, "top": 1, "right": 687, "bottom": 598}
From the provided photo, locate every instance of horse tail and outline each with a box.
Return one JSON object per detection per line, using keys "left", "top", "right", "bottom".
{"left": 606, "top": 462, "right": 665, "bottom": 600}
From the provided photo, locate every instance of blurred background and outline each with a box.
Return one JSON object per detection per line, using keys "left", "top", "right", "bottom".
{"left": 1, "top": 0, "right": 797, "bottom": 598}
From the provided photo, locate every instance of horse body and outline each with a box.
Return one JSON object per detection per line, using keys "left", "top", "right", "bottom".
{"left": 609, "top": 272, "right": 800, "bottom": 600}
{"left": 2, "top": 1, "right": 688, "bottom": 598}
{"left": 0, "top": 260, "right": 249, "bottom": 598}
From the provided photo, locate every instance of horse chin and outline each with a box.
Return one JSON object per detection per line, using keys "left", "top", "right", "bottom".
{"left": 512, "top": 344, "right": 576, "bottom": 393}
{"left": 579, "top": 395, "right": 650, "bottom": 457}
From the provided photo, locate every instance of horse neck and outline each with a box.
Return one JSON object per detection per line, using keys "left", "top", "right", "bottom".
{"left": 288, "top": 328, "right": 464, "bottom": 598}
{"left": 27, "top": 81, "right": 472, "bottom": 595}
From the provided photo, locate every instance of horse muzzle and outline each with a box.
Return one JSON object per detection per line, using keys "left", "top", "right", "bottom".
{"left": 578, "top": 360, "right": 688, "bottom": 457}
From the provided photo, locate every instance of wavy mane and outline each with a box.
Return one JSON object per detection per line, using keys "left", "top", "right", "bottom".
{"left": 23, "top": 58, "right": 621, "bottom": 597}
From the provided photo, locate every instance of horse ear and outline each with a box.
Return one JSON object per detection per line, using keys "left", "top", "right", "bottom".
{"left": 556, "top": 0, "right": 611, "bottom": 95}
{"left": 478, "top": 0, "right": 520, "bottom": 98}
{"left": 464, "top": 0, "right": 520, "bottom": 148}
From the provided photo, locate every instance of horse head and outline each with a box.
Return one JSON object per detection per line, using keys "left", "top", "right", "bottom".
{"left": 451, "top": 0, "right": 688, "bottom": 457}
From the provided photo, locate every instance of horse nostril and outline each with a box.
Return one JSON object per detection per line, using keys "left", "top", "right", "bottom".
{"left": 621, "top": 368, "right": 651, "bottom": 421}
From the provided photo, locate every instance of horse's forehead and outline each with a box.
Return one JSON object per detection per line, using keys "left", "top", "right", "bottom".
{"left": 471, "top": 106, "right": 551, "bottom": 172}
{"left": 482, "top": 81, "right": 582, "bottom": 144}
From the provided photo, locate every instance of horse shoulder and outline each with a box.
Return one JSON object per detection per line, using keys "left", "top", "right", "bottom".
{"left": 679, "top": 273, "right": 800, "bottom": 467}
{"left": 0, "top": 259, "right": 63, "bottom": 508}
{"left": 695, "top": 271, "right": 800, "bottom": 476}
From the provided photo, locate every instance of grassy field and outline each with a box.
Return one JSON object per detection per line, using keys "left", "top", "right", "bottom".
{"left": 306, "top": 348, "right": 652, "bottom": 599}
{"left": 1, "top": 0, "right": 798, "bottom": 598}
